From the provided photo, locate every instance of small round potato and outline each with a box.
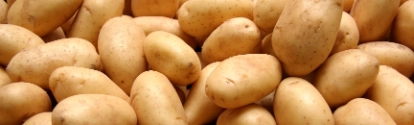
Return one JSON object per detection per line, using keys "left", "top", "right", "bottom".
{"left": 253, "top": 0, "right": 286, "bottom": 32}
{"left": 217, "top": 104, "right": 276, "bottom": 125}
{"left": 391, "top": 0, "right": 414, "bottom": 50}
{"left": 330, "top": 12, "right": 359, "bottom": 55}
{"left": 23, "top": 112, "right": 52, "bottom": 125}
{"left": 0, "top": 66, "right": 11, "bottom": 88}
{"left": 131, "top": 0, "right": 179, "bottom": 18}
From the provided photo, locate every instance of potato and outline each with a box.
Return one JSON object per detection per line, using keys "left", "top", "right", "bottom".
{"left": 61, "top": 11, "right": 77, "bottom": 35}
{"left": 201, "top": 17, "right": 261, "bottom": 64}
{"left": 174, "top": 85, "right": 187, "bottom": 104}
{"left": 185, "top": 62, "right": 224, "bottom": 125}
{"left": 67, "top": 0, "right": 124, "bottom": 48}
{"left": 0, "top": 66, "right": 11, "bottom": 88}
{"left": 133, "top": 16, "right": 197, "bottom": 49}
{"left": 350, "top": 0, "right": 400, "bottom": 42}
{"left": 260, "top": 33, "right": 275, "bottom": 56}
{"left": 330, "top": 12, "right": 359, "bottom": 55}
{"left": 197, "top": 52, "right": 208, "bottom": 69}
{"left": 274, "top": 77, "right": 334, "bottom": 125}
{"left": 143, "top": 31, "right": 201, "bottom": 86}
{"left": 6, "top": 38, "right": 101, "bottom": 90}
{"left": 179, "top": 0, "right": 188, "bottom": 8}
{"left": 217, "top": 104, "right": 276, "bottom": 125}
{"left": 42, "top": 27, "right": 65, "bottom": 43}
{"left": 23, "top": 112, "right": 52, "bottom": 125}
{"left": 52, "top": 94, "right": 137, "bottom": 125}
{"left": 391, "top": 0, "right": 414, "bottom": 50}
{"left": 0, "top": 1, "right": 7, "bottom": 24}
{"left": 343, "top": 0, "right": 354, "bottom": 12}
{"left": 253, "top": 0, "right": 286, "bottom": 33}
{"left": 98, "top": 16, "right": 147, "bottom": 94}
{"left": 131, "top": 0, "right": 179, "bottom": 18}
{"left": 205, "top": 54, "right": 282, "bottom": 109}
{"left": 272, "top": 0, "right": 343, "bottom": 76}
{"left": 0, "top": 24, "right": 45, "bottom": 66}
{"left": 357, "top": 41, "right": 414, "bottom": 77}
{"left": 6, "top": 0, "right": 15, "bottom": 9}
{"left": 401, "top": 0, "right": 408, "bottom": 5}
{"left": 365, "top": 65, "right": 414, "bottom": 124}
{"left": 314, "top": 49, "right": 379, "bottom": 108}
{"left": 333, "top": 98, "right": 396, "bottom": 125}
{"left": 254, "top": 89, "right": 275, "bottom": 113}
{"left": 0, "top": 82, "right": 51, "bottom": 125}
{"left": 7, "top": 0, "right": 82, "bottom": 37}
{"left": 131, "top": 70, "right": 187, "bottom": 125}
{"left": 177, "top": 0, "right": 254, "bottom": 43}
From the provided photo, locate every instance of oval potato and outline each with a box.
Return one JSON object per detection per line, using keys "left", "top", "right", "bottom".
{"left": 0, "top": 67, "right": 11, "bottom": 88}
{"left": 261, "top": 33, "right": 276, "bottom": 57}
{"left": 217, "top": 104, "right": 276, "bottom": 125}
{"left": 330, "top": 12, "right": 359, "bottom": 55}
{"left": 23, "top": 112, "right": 52, "bottom": 125}
{"left": 391, "top": 0, "right": 414, "bottom": 50}
{"left": 253, "top": 0, "right": 286, "bottom": 32}
{"left": 131, "top": 0, "right": 179, "bottom": 18}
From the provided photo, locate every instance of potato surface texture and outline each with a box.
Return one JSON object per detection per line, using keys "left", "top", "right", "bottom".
{"left": 253, "top": 0, "right": 286, "bottom": 32}
{"left": 330, "top": 12, "right": 359, "bottom": 55}
{"left": 22, "top": 112, "right": 52, "bottom": 125}
{"left": 0, "top": 67, "right": 11, "bottom": 87}
{"left": 391, "top": 0, "right": 414, "bottom": 50}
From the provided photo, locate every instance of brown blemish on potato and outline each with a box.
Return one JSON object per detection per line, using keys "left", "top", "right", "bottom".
{"left": 225, "top": 78, "right": 235, "bottom": 85}
{"left": 396, "top": 101, "right": 408, "bottom": 109}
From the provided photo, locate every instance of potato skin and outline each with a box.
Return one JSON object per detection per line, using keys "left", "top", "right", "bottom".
{"left": 274, "top": 77, "right": 334, "bottom": 125}
{"left": 343, "top": 0, "right": 354, "bottom": 12}
{"left": 23, "top": 112, "right": 52, "bottom": 125}
{"left": 391, "top": 0, "right": 414, "bottom": 50}
{"left": 253, "top": 0, "right": 286, "bottom": 32}
{"left": 217, "top": 104, "right": 276, "bottom": 125}
{"left": 131, "top": 0, "right": 179, "bottom": 18}
{"left": 272, "top": 0, "right": 343, "bottom": 76}
{"left": 0, "top": 82, "right": 51, "bottom": 125}
{"left": 0, "top": 67, "right": 11, "bottom": 88}
{"left": 205, "top": 54, "right": 282, "bottom": 109}
{"left": 6, "top": 38, "right": 101, "bottom": 90}
{"left": 0, "top": 1, "right": 7, "bottom": 24}
{"left": 330, "top": 12, "right": 359, "bottom": 55}
{"left": 260, "top": 34, "right": 275, "bottom": 56}
{"left": 52, "top": 94, "right": 137, "bottom": 125}
{"left": 42, "top": 27, "right": 65, "bottom": 43}
{"left": 131, "top": 70, "right": 187, "bottom": 125}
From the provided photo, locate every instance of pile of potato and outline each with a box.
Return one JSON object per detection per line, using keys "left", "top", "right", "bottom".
{"left": 1, "top": 0, "right": 414, "bottom": 124}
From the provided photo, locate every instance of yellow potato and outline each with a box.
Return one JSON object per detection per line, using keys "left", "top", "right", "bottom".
{"left": 0, "top": 1, "right": 7, "bottom": 24}
{"left": 0, "top": 82, "right": 51, "bottom": 125}
{"left": 357, "top": 41, "right": 414, "bottom": 77}
{"left": 0, "top": 67, "right": 11, "bottom": 88}
{"left": 179, "top": 0, "right": 188, "bottom": 8}
{"left": 201, "top": 17, "right": 261, "bottom": 64}
{"left": 177, "top": 0, "right": 254, "bottom": 43}
{"left": 42, "top": 27, "right": 65, "bottom": 43}
{"left": 365, "top": 65, "right": 414, "bottom": 124}
{"left": 184, "top": 62, "right": 224, "bottom": 125}
{"left": 350, "top": 0, "right": 400, "bottom": 42}
{"left": 98, "top": 16, "right": 147, "bottom": 94}
{"left": 6, "top": 38, "right": 102, "bottom": 90}
{"left": 391, "top": 0, "right": 414, "bottom": 50}
{"left": 7, "top": 0, "right": 82, "bottom": 37}
{"left": 131, "top": 70, "right": 187, "bottom": 125}
{"left": 0, "top": 24, "right": 45, "bottom": 66}
{"left": 334, "top": 98, "right": 396, "bottom": 125}
{"left": 217, "top": 104, "right": 276, "bottom": 125}
{"left": 67, "top": 0, "right": 124, "bottom": 48}
{"left": 143, "top": 31, "right": 201, "bottom": 86}
{"left": 274, "top": 77, "right": 334, "bottom": 125}
{"left": 205, "top": 54, "right": 282, "bottom": 109}
{"left": 131, "top": 0, "right": 179, "bottom": 18}
{"left": 272, "top": 0, "right": 343, "bottom": 76}
{"left": 343, "top": 0, "right": 354, "bottom": 12}
{"left": 52, "top": 94, "right": 137, "bottom": 125}
{"left": 23, "top": 112, "right": 52, "bottom": 125}
{"left": 330, "top": 12, "right": 359, "bottom": 55}
{"left": 253, "top": 0, "right": 286, "bottom": 32}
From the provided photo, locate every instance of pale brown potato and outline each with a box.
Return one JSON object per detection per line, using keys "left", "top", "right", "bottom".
{"left": 131, "top": 0, "right": 179, "bottom": 18}
{"left": 0, "top": 82, "right": 51, "bottom": 125}
{"left": 330, "top": 12, "right": 359, "bottom": 55}
{"left": 334, "top": 98, "right": 396, "bottom": 125}
{"left": 253, "top": 0, "right": 286, "bottom": 33}
{"left": 131, "top": 70, "right": 187, "bottom": 125}
{"left": 52, "top": 94, "right": 137, "bottom": 125}
{"left": 7, "top": 0, "right": 82, "bottom": 37}
{"left": 42, "top": 27, "right": 65, "bottom": 43}
{"left": 272, "top": 0, "right": 343, "bottom": 76}
{"left": 174, "top": 85, "right": 187, "bottom": 104}
{"left": 254, "top": 89, "right": 275, "bottom": 113}
{"left": 196, "top": 52, "right": 208, "bottom": 69}
{"left": 350, "top": 0, "right": 400, "bottom": 42}
{"left": 365, "top": 65, "right": 414, "bottom": 125}
{"left": 23, "top": 112, "right": 52, "bottom": 125}
{"left": 260, "top": 33, "right": 275, "bottom": 56}
{"left": 217, "top": 104, "right": 276, "bottom": 125}
{"left": 0, "top": 1, "right": 7, "bottom": 23}
{"left": 343, "top": 0, "right": 354, "bottom": 12}
{"left": 0, "top": 66, "right": 11, "bottom": 88}
{"left": 179, "top": 0, "right": 188, "bottom": 8}
{"left": 391, "top": 0, "right": 414, "bottom": 50}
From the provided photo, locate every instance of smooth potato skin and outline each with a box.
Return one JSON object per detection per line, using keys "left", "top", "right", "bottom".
{"left": 330, "top": 12, "right": 359, "bottom": 55}
{"left": 253, "top": 0, "right": 286, "bottom": 32}
{"left": 391, "top": 0, "right": 414, "bottom": 50}
{"left": 131, "top": 0, "right": 179, "bottom": 18}
{"left": 260, "top": 34, "right": 276, "bottom": 56}
{"left": 217, "top": 104, "right": 276, "bottom": 125}
{"left": 23, "top": 112, "right": 52, "bottom": 125}
{"left": 0, "top": 67, "right": 11, "bottom": 88}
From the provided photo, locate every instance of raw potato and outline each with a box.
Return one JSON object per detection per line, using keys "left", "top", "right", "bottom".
{"left": 98, "top": 16, "right": 147, "bottom": 94}
{"left": 52, "top": 94, "right": 137, "bottom": 125}
{"left": 391, "top": 0, "right": 414, "bottom": 50}
{"left": 7, "top": 0, "right": 83, "bottom": 37}
{"left": 42, "top": 27, "right": 65, "bottom": 43}
{"left": 217, "top": 104, "right": 276, "bottom": 125}
{"left": 0, "top": 24, "right": 45, "bottom": 66}
{"left": 205, "top": 54, "right": 282, "bottom": 109}
{"left": 350, "top": 0, "right": 400, "bottom": 42}
{"left": 23, "top": 112, "right": 52, "bottom": 125}
{"left": 330, "top": 12, "right": 359, "bottom": 55}
{"left": 333, "top": 98, "right": 396, "bottom": 125}
{"left": 133, "top": 16, "right": 197, "bottom": 49}
{"left": 261, "top": 34, "right": 276, "bottom": 56}
{"left": 272, "top": 0, "right": 343, "bottom": 76}
{"left": 67, "top": 0, "right": 124, "bottom": 48}
{"left": 0, "top": 82, "right": 51, "bottom": 125}
{"left": 0, "top": 67, "right": 11, "bottom": 88}
{"left": 131, "top": 0, "right": 179, "bottom": 18}
{"left": 201, "top": 17, "right": 261, "bottom": 64}
{"left": 401, "top": 0, "right": 408, "bottom": 5}
{"left": 0, "top": 1, "right": 7, "bottom": 23}
{"left": 343, "top": 0, "right": 354, "bottom": 12}
{"left": 61, "top": 11, "right": 77, "bottom": 35}
{"left": 357, "top": 41, "right": 414, "bottom": 77}
{"left": 49, "top": 66, "right": 130, "bottom": 103}
{"left": 314, "top": 49, "right": 379, "bottom": 108}
{"left": 6, "top": 0, "right": 15, "bottom": 9}
{"left": 6, "top": 38, "right": 102, "bottom": 90}
{"left": 177, "top": 0, "right": 254, "bottom": 43}
{"left": 143, "top": 31, "right": 201, "bottom": 86}
{"left": 365, "top": 65, "right": 414, "bottom": 125}
{"left": 254, "top": 89, "right": 275, "bottom": 113}
{"left": 130, "top": 70, "right": 187, "bottom": 125}
{"left": 253, "top": 0, "right": 286, "bottom": 32}
{"left": 274, "top": 77, "right": 334, "bottom": 125}
{"left": 185, "top": 62, "right": 224, "bottom": 125}
{"left": 174, "top": 85, "right": 187, "bottom": 104}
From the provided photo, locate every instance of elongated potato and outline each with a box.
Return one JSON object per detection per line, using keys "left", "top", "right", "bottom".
{"left": 23, "top": 112, "right": 52, "bottom": 125}
{"left": 42, "top": 27, "right": 65, "bottom": 43}
{"left": 330, "top": 12, "right": 359, "bottom": 55}
{"left": 272, "top": 0, "right": 343, "bottom": 76}
{"left": 131, "top": 70, "right": 187, "bottom": 125}
{"left": 7, "top": 0, "right": 82, "bottom": 37}
{"left": 217, "top": 104, "right": 276, "bottom": 125}
{"left": 131, "top": 0, "right": 179, "bottom": 18}
{"left": 0, "top": 67, "right": 11, "bottom": 88}
{"left": 0, "top": 1, "right": 7, "bottom": 24}
{"left": 52, "top": 94, "right": 137, "bottom": 125}
{"left": 253, "top": 0, "right": 286, "bottom": 32}
{"left": 98, "top": 16, "right": 147, "bottom": 94}
{"left": 274, "top": 77, "right": 334, "bottom": 125}
{"left": 391, "top": 0, "right": 414, "bottom": 50}
{"left": 6, "top": 38, "right": 102, "bottom": 90}
{"left": 0, "top": 24, "right": 45, "bottom": 66}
